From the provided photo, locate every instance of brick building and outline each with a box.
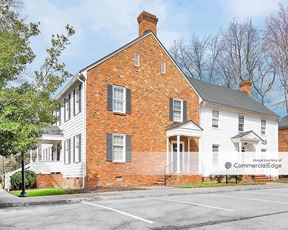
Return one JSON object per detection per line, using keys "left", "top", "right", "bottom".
{"left": 279, "top": 115, "right": 288, "bottom": 152}
{"left": 29, "top": 11, "right": 279, "bottom": 189}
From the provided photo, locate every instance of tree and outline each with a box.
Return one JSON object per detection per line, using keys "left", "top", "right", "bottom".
{"left": 265, "top": 3, "right": 288, "bottom": 114}
{"left": 216, "top": 20, "right": 261, "bottom": 87}
{"left": 0, "top": 0, "right": 39, "bottom": 88}
{"left": 170, "top": 34, "right": 220, "bottom": 82}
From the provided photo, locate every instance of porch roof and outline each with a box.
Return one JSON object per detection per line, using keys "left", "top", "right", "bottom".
{"left": 166, "top": 120, "right": 203, "bottom": 137}
{"left": 231, "top": 130, "right": 263, "bottom": 143}
{"left": 41, "top": 126, "right": 63, "bottom": 142}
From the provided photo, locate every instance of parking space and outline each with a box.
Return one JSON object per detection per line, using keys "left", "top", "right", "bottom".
{"left": 1, "top": 187, "right": 288, "bottom": 229}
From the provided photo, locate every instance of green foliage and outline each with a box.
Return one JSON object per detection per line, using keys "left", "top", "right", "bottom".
{"left": 214, "top": 175, "right": 225, "bottom": 183}
{"left": 10, "top": 187, "right": 75, "bottom": 197}
{"left": 0, "top": 0, "right": 75, "bottom": 158}
{"left": 229, "top": 175, "right": 243, "bottom": 183}
{"left": 0, "top": 0, "right": 40, "bottom": 88}
{"left": 10, "top": 169, "right": 36, "bottom": 190}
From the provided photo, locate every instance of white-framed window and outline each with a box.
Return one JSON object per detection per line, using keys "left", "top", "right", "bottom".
{"left": 238, "top": 115, "right": 244, "bottom": 132}
{"left": 74, "top": 85, "right": 81, "bottom": 115}
{"left": 112, "top": 134, "right": 125, "bottom": 162}
{"left": 74, "top": 134, "right": 81, "bottom": 163}
{"left": 212, "top": 144, "right": 219, "bottom": 165}
{"left": 134, "top": 53, "right": 140, "bottom": 67}
{"left": 212, "top": 110, "right": 219, "bottom": 128}
{"left": 64, "top": 139, "right": 71, "bottom": 164}
{"left": 113, "top": 85, "right": 126, "bottom": 113}
{"left": 261, "top": 119, "right": 266, "bottom": 135}
{"left": 173, "top": 99, "right": 183, "bottom": 122}
{"left": 161, "top": 61, "right": 166, "bottom": 74}
{"left": 64, "top": 94, "right": 71, "bottom": 121}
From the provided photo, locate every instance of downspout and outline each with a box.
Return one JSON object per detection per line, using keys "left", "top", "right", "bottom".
{"left": 77, "top": 72, "right": 87, "bottom": 189}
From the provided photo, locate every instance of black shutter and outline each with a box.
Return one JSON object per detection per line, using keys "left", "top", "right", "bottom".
{"left": 126, "top": 88, "right": 131, "bottom": 114}
{"left": 107, "top": 85, "right": 113, "bottom": 111}
{"left": 169, "top": 98, "right": 173, "bottom": 121}
{"left": 68, "top": 94, "right": 71, "bottom": 120}
{"left": 79, "top": 84, "right": 82, "bottom": 113}
{"left": 183, "top": 100, "right": 187, "bottom": 122}
{"left": 73, "top": 90, "right": 76, "bottom": 116}
{"left": 68, "top": 139, "right": 71, "bottom": 164}
{"left": 106, "top": 133, "right": 113, "bottom": 162}
{"left": 79, "top": 134, "right": 82, "bottom": 162}
{"left": 64, "top": 140, "right": 66, "bottom": 164}
{"left": 73, "top": 136, "right": 75, "bottom": 163}
{"left": 126, "top": 135, "right": 132, "bottom": 162}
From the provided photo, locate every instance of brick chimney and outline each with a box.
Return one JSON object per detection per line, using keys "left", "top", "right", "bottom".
{"left": 239, "top": 79, "right": 252, "bottom": 96}
{"left": 137, "top": 11, "right": 158, "bottom": 36}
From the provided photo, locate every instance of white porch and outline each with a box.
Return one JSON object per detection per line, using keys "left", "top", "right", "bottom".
{"left": 165, "top": 121, "right": 202, "bottom": 174}
{"left": 231, "top": 130, "right": 263, "bottom": 152}
{"left": 30, "top": 126, "right": 64, "bottom": 174}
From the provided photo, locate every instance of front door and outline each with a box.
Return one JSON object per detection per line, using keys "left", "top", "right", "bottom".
{"left": 172, "top": 142, "right": 183, "bottom": 172}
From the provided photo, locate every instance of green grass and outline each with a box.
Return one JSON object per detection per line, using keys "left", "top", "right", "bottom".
{"left": 182, "top": 182, "right": 266, "bottom": 188}
{"left": 10, "top": 188, "right": 76, "bottom": 197}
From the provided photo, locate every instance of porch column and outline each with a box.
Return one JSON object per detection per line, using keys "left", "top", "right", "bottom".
{"left": 239, "top": 141, "right": 242, "bottom": 163}
{"left": 187, "top": 137, "right": 191, "bottom": 173}
{"left": 177, "top": 135, "right": 180, "bottom": 173}
{"left": 166, "top": 137, "right": 169, "bottom": 174}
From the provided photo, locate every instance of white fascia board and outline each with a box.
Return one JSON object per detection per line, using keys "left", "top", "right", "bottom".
{"left": 166, "top": 127, "right": 202, "bottom": 138}
{"left": 41, "top": 134, "right": 63, "bottom": 141}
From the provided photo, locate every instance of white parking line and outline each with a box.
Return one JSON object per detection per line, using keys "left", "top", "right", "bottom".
{"left": 238, "top": 191, "right": 288, "bottom": 197}
{"left": 210, "top": 194, "right": 288, "bottom": 205}
{"left": 82, "top": 201, "right": 154, "bottom": 224}
{"left": 152, "top": 198, "right": 234, "bottom": 212}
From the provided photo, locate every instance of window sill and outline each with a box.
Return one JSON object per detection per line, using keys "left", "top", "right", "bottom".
{"left": 212, "top": 127, "right": 220, "bottom": 130}
{"left": 112, "top": 161, "right": 126, "bottom": 164}
{"left": 113, "top": 112, "right": 126, "bottom": 116}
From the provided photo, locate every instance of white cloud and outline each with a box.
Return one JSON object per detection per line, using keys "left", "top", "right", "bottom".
{"left": 224, "top": 0, "right": 282, "bottom": 20}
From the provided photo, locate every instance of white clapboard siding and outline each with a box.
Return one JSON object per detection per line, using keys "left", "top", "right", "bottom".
{"left": 199, "top": 104, "right": 278, "bottom": 153}
{"left": 59, "top": 81, "right": 85, "bottom": 178}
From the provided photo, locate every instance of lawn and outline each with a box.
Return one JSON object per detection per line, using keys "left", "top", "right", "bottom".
{"left": 10, "top": 188, "right": 76, "bottom": 197}
{"left": 182, "top": 182, "right": 266, "bottom": 188}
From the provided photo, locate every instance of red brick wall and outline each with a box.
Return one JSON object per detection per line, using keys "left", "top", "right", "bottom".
{"left": 279, "top": 129, "right": 288, "bottom": 152}
{"left": 85, "top": 34, "right": 200, "bottom": 189}
{"left": 36, "top": 174, "right": 63, "bottom": 188}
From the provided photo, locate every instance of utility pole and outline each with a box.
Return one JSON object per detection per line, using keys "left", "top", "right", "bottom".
{"left": 19, "top": 152, "right": 27, "bottom": 197}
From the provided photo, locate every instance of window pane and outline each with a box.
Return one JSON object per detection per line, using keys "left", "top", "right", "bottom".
{"left": 113, "top": 146, "right": 124, "bottom": 161}
{"left": 113, "top": 101, "right": 124, "bottom": 112}
{"left": 113, "top": 135, "right": 124, "bottom": 146}
{"left": 114, "top": 88, "right": 124, "bottom": 100}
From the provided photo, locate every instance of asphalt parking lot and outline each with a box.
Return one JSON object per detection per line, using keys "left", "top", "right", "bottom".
{"left": 1, "top": 187, "right": 288, "bottom": 230}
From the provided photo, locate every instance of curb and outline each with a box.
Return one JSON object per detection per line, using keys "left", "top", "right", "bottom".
{"left": 0, "top": 184, "right": 287, "bottom": 209}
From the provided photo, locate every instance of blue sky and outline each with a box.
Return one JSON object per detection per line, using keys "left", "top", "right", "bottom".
{"left": 22, "top": 0, "right": 287, "bottom": 115}
{"left": 23, "top": 0, "right": 285, "bottom": 75}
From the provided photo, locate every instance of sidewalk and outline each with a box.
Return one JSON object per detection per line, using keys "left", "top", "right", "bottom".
{"left": 1, "top": 183, "right": 287, "bottom": 208}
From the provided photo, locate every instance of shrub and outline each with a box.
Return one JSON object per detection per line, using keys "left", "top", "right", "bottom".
{"left": 229, "top": 175, "right": 243, "bottom": 184}
{"left": 214, "top": 175, "right": 225, "bottom": 183}
{"left": 10, "top": 170, "right": 36, "bottom": 190}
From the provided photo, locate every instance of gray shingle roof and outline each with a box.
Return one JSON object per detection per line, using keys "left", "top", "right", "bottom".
{"left": 279, "top": 115, "right": 288, "bottom": 129}
{"left": 188, "top": 78, "right": 278, "bottom": 117}
{"left": 42, "top": 126, "right": 63, "bottom": 135}
{"left": 231, "top": 130, "right": 262, "bottom": 140}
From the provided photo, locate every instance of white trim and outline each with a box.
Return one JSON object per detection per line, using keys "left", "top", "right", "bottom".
{"left": 166, "top": 121, "right": 202, "bottom": 138}
{"left": 173, "top": 98, "right": 183, "bottom": 122}
{"left": 112, "top": 134, "right": 126, "bottom": 163}
{"left": 112, "top": 85, "right": 126, "bottom": 114}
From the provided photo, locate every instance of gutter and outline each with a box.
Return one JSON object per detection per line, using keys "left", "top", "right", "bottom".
{"left": 77, "top": 72, "right": 87, "bottom": 189}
